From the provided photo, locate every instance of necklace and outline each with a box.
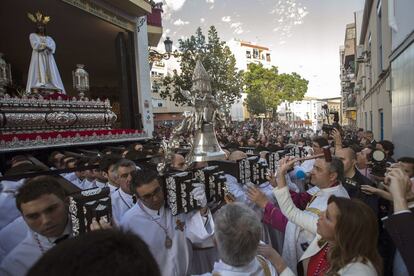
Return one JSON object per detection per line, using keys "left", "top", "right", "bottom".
{"left": 138, "top": 201, "right": 172, "bottom": 249}
{"left": 33, "top": 233, "right": 46, "bottom": 254}
{"left": 313, "top": 244, "right": 330, "bottom": 276}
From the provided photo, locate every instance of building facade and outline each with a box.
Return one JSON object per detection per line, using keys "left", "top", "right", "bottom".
{"left": 277, "top": 97, "right": 326, "bottom": 132}
{"left": 150, "top": 56, "right": 193, "bottom": 125}
{"left": 355, "top": 0, "right": 392, "bottom": 141}
{"left": 339, "top": 24, "right": 357, "bottom": 126}
{"left": 390, "top": 0, "right": 414, "bottom": 157}
{"left": 226, "top": 39, "right": 274, "bottom": 121}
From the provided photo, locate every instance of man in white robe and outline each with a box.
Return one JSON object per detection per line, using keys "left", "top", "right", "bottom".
{"left": 0, "top": 176, "right": 71, "bottom": 276}
{"left": 121, "top": 168, "right": 214, "bottom": 276}
{"left": 0, "top": 175, "right": 109, "bottom": 276}
{"left": 110, "top": 159, "right": 137, "bottom": 225}
{"left": 26, "top": 20, "right": 65, "bottom": 94}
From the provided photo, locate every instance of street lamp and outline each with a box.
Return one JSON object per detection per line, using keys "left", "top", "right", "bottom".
{"left": 149, "top": 37, "right": 181, "bottom": 62}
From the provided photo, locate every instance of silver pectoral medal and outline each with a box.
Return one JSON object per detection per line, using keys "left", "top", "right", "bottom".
{"left": 165, "top": 235, "right": 173, "bottom": 249}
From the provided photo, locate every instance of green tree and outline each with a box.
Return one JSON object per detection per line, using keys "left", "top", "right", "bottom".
{"left": 244, "top": 63, "right": 308, "bottom": 118}
{"left": 160, "top": 26, "right": 243, "bottom": 105}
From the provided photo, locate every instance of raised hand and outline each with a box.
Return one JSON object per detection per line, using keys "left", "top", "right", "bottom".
{"left": 247, "top": 186, "right": 268, "bottom": 208}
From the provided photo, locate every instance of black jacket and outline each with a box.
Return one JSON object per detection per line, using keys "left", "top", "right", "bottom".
{"left": 343, "top": 169, "right": 379, "bottom": 215}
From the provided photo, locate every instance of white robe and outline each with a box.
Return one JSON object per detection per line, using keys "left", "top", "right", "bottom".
{"left": 225, "top": 175, "right": 275, "bottom": 245}
{"left": 0, "top": 217, "right": 28, "bottom": 263}
{"left": 0, "top": 223, "right": 71, "bottom": 276}
{"left": 111, "top": 188, "right": 134, "bottom": 225}
{"left": 63, "top": 172, "right": 86, "bottom": 190}
{"left": 0, "top": 180, "right": 24, "bottom": 230}
{"left": 26, "top": 33, "right": 65, "bottom": 93}
{"left": 198, "top": 257, "right": 278, "bottom": 276}
{"left": 121, "top": 202, "right": 214, "bottom": 276}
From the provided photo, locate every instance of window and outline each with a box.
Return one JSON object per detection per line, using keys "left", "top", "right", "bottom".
{"left": 266, "top": 53, "right": 271, "bottom": 62}
{"left": 364, "top": 112, "right": 368, "bottom": 130}
{"left": 370, "top": 111, "right": 373, "bottom": 131}
{"left": 379, "top": 109, "right": 384, "bottom": 140}
{"left": 246, "top": 51, "right": 251, "bottom": 59}
{"left": 253, "top": 48, "right": 259, "bottom": 59}
{"left": 377, "top": 0, "right": 383, "bottom": 74}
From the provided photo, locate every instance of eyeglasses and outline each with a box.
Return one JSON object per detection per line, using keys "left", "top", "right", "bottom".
{"left": 140, "top": 186, "right": 163, "bottom": 202}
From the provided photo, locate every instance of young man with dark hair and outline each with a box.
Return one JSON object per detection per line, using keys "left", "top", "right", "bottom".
{"left": 27, "top": 229, "right": 161, "bottom": 276}
{"left": 121, "top": 168, "right": 214, "bottom": 276}
{"left": 0, "top": 176, "right": 69, "bottom": 275}
{"left": 99, "top": 154, "right": 121, "bottom": 193}
{"left": 0, "top": 175, "right": 109, "bottom": 276}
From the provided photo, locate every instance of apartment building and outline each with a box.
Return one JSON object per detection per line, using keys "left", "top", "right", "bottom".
{"left": 355, "top": 0, "right": 392, "bottom": 141}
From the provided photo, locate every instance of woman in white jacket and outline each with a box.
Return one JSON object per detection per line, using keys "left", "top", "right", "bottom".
{"left": 258, "top": 157, "right": 382, "bottom": 276}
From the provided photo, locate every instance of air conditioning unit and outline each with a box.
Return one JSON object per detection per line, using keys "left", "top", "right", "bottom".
{"left": 356, "top": 45, "right": 365, "bottom": 62}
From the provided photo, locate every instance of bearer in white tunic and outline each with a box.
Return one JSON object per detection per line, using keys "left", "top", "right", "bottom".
{"left": 0, "top": 176, "right": 72, "bottom": 276}
{"left": 0, "top": 222, "right": 71, "bottom": 276}
{"left": 110, "top": 159, "right": 137, "bottom": 225}
{"left": 121, "top": 169, "right": 214, "bottom": 276}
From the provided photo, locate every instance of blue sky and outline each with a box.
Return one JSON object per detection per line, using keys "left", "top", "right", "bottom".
{"left": 155, "top": 0, "right": 365, "bottom": 99}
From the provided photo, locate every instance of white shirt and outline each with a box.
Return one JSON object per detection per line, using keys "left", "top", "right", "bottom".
{"left": 111, "top": 188, "right": 134, "bottom": 225}
{"left": 121, "top": 202, "right": 214, "bottom": 276}
{"left": 0, "top": 180, "right": 24, "bottom": 230}
{"left": 0, "top": 222, "right": 71, "bottom": 276}
{"left": 63, "top": 172, "right": 86, "bottom": 190}
{"left": 0, "top": 217, "right": 28, "bottom": 263}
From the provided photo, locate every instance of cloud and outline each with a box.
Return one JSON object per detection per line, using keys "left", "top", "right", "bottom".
{"left": 206, "top": 0, "right": 214, "bottom": 9}
{"left": 222, "top": 16, "right": 231, "bottom": 22}
{"left": 173, "top": 19, "right": 190, "bottom": 26}
{"left": 230, "top": 22, "right": 241, "bottom": 28}
{"left": 270, "top": 0, "right": 309, "bottom": 42}
{"left": 165, "top": 0, "right": 186, "bottom": 11}
{"left": 230, "top": 21, "right": 244, "bottom": 35}
{"left": 234, "top": 28, "right": 244, "bottom": 35}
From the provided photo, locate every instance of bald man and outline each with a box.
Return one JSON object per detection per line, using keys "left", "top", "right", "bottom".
{"left": 335, "top": 148, "right": 378, "bottom": 214}
{"left": 171, "top": 154, "right": 185, "bottom": 171}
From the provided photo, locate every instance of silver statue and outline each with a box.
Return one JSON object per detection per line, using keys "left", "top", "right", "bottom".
{"left": 158, "top": 60, "right": 227, "bottom": 174}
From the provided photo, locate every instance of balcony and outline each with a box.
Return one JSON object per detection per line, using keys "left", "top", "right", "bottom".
{"left": 147, "top": 3, "right": 163, "bottom": 47}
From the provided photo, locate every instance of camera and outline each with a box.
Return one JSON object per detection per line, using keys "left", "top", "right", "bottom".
{"left": 368, "top": 149, "right": 389, "bottom": 177}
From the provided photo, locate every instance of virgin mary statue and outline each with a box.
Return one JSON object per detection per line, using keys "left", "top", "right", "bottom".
{"left": 26, "top": 12, "right": 65, "bottom": 94}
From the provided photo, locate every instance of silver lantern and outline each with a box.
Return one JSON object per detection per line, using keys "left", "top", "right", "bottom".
{"left": 72, "top": 64, "right": 89, "bottom": 98}
{"left": 0, "top": 53, "right": 12, "bottom": 96}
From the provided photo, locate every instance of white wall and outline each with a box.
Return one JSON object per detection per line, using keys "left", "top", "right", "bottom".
{"left": 392, "top": 42, "right": 414, "bottom": 158}
{"left": 391, "top": 0, "right": 414, "bottom": 50}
